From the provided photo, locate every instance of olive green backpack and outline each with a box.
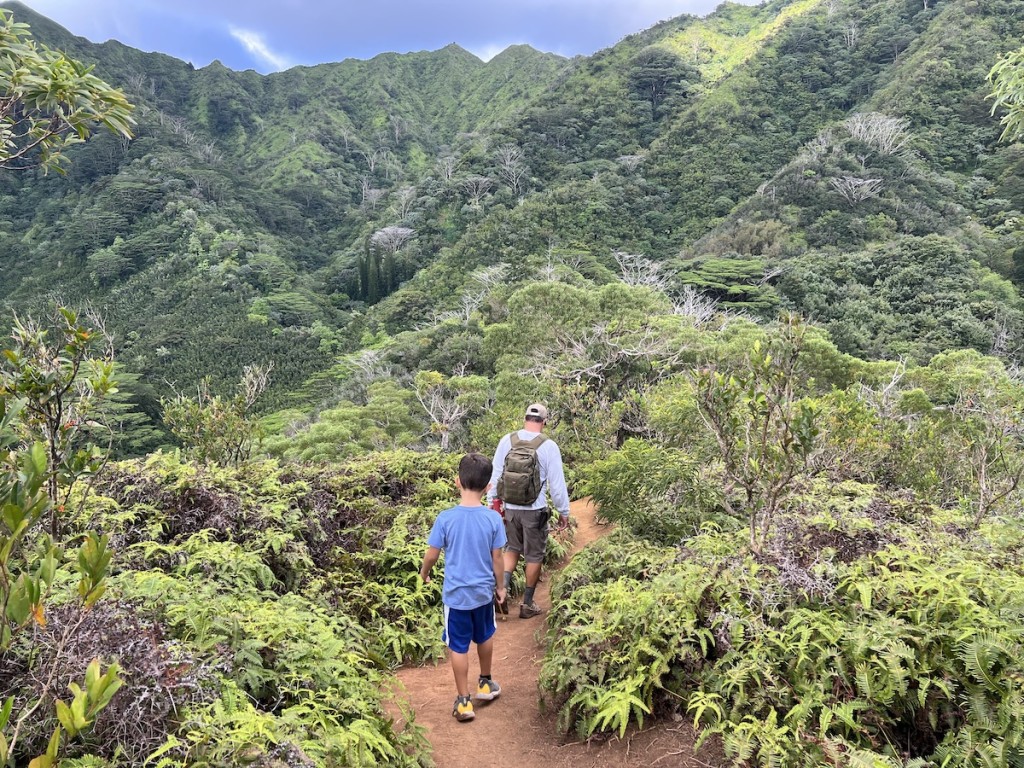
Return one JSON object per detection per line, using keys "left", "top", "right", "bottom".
{"left": 497, "top": 433, "right": 547, "bottom": 506}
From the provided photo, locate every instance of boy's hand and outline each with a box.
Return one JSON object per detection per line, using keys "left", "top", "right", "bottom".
{"left": 419, "top": 570, "right": 431, "bottom": 583}
{"left": 495, "top": 586, "right": 507, "bottom": 604}
{"left": 554, "top": 515, "right": 570, "bottom": 532}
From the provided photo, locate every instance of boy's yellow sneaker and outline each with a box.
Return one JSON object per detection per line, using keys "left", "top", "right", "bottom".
{"left": 475, "top": 677, "right": 501, "bottom": 701}
{"left": 452, "top": 695, "right": 475, "bottom": 722}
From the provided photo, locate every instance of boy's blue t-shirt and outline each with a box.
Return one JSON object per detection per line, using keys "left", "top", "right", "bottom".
{"left": 427, "top": 504, "right": 507, "bottom": 611}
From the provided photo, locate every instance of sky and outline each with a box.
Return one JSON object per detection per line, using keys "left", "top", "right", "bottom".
{"left": 17, "top": 0, "right": 761, "bottom": 74}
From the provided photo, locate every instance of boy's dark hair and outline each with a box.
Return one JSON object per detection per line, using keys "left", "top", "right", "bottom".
{"left": 458, "top": 452, "right": 492, "bottom": 493}
{"left": 524, "top": 415, "right": 545, "bottom": 424}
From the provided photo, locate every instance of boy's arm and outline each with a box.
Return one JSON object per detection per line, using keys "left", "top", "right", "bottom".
{"left": 492, "top": 547, "right": 506, "bottom": 603}
{"left": 420, "top": 546, "right": 441, "bottom": 583}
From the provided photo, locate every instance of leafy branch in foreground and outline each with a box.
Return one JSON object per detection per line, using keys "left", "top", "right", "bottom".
{"left": 0, "top": 9, "right": 134, "bottom": 173}
{"left": 989, "top": 43, "right": 1024, "bottom": 144}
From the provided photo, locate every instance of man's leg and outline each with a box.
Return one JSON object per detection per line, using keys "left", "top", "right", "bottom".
{"left": 503, "top": 508, "right": 525, "bottom": 590}
{"left": 503, "top": 548, "right": 520, "bottom": 586}
{"left": 520, "top": 509, "right": 548, "bottom": 616}
{"left": 524, "top": 561, "right": 542, "bottom": 590}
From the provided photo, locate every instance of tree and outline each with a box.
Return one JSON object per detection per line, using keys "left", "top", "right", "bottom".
{"left": 86, "top": 239, "right": 132, "bottom": 286}
{"left": 393, "top": 186, "right": 417, "bottom": 220}
{"left": 370, "top": 226, "right": 416, "bottom": 253}
{"left": 360, "top": 177, "right": 386, "bottom": 210}
{"left": 672, "top": 285, "right": 719, "bottom": 327}
{"left": 989, "top": 44, "right": 1024, "bottom": 143}
{"left": 162, "top": 363, "right": 273, "bottom": 465}
{"left": 692, "top": 316, "right": 818, "bottom": 554}
{"left": 615, "top": 251, "right": 673, "bottom": 293}
{"left": 949, "top": 383, "right": 1024, "bottom": 527}
{"left": 627, "top": 47, "right": 695, "bottom": 121}
{"left": 843, "top": 112, "right": 911, "bottom": 156}
{"left": 1, "top": 307, "right": 117, "bottom": 538}
{"left": 0, "top": 9, "right": 134, "bottom": 172}
{"left": 414, "top": 371, "right": 490, "bottom": 452}
{"left": 90, "top": 365, "right": 166, "bottom": 458}
{"left": 263, "top": 380, "right": 421, "bottom": 462}
{"left": 436, "top": 154, "right": 460, "bottom": 183}
{"left": 829, "top": 175, "right": 884, "bottom": 206}
{"left": 616, "top": 154, "right": 645, "bottom": 172}
{"left": 462, "top": 175, "right": 493, "bottom": 208}
{"left": 495, "top": 143, "right": 528, "bottom": 196}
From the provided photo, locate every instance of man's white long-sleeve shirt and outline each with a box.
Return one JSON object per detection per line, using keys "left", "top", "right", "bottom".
{"left": 488, "top": 430, "right": 570, "bottom": 516}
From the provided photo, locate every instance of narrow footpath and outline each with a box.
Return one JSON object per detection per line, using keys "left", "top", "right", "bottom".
{"left": 392, "top": 499, "right": 720, "bottom": 768}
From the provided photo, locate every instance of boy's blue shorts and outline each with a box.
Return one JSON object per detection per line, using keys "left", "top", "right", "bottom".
{"left": 442, "top": 602, "right": 496, "bottom": 654}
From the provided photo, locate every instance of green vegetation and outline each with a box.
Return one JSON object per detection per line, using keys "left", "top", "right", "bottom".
{"left": 990, "top": 40, "right": 1024, "bottom": 143}
{"left": 79, "top": 451, "right": 456, "bottom": 766}
{"left": 545, "top": 328, "right": 1024, "bottom": 766}
{"left": 0, "top": 8, "right": 133, "bottom": 173}
{"left": 0, "top": 0, "right": 1020, "bottom": 430}
{"left": 3, "top": 0, "right": 1024, "bottom": 764}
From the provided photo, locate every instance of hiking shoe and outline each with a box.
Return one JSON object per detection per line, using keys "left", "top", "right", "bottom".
{"left": 519, "top": 601, "right": 543, "bottom": 619}
{"left": 452, "top": 695, "right": 475, "bottom": 722}
{"left": 476, "top": 677, "right": 501, "bottom": 701}
{"left": 494, "top": 593, "right": 509, "bottom": 620}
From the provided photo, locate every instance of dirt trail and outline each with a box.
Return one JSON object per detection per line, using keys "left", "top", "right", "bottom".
{"left": 391, "top": 499, "right": 720, "bottom": 768}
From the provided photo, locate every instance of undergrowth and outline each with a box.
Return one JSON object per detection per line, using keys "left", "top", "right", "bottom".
{"left": 42, "top": 449, "right": 464, "bottom": 767}
{"left": 542, "top": 482, "right": 1024, "bottom": 766}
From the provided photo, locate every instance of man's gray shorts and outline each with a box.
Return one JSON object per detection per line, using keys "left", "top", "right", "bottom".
{"left": 504, "top": 506, "right": 549, "bottom": 564}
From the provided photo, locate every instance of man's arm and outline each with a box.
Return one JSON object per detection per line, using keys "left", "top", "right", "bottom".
{"left": 420, "top": 546, "right": 441, "bottom": 582}
{"left": 544, "top": 441, "right": 571, "bottom": 524}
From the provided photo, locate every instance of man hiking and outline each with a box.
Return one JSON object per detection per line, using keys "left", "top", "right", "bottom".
{"left": 488, "top": 403, "right": 570, "bottom": 619}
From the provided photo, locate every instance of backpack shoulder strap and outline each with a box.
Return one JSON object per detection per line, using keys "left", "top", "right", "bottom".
{"left": 510, "top": 432, "right": 546, "bottom": 449}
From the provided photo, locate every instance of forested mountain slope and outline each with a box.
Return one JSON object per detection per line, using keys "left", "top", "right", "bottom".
{"left": 0, "top": 0, "right": 1022, "bottom": 446}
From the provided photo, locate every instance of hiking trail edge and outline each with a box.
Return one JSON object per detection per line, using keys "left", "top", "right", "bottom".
{"left": 390, "top": 498, "right": 723, "bottom": 768}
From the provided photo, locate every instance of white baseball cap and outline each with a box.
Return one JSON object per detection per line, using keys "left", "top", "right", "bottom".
{"left": 525, "top": 403, "right": 549, "bottom": 420}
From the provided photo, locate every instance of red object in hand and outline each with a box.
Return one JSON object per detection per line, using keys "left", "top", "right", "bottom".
{"left": 490, "top": 498, "right": 504, "bottom": 517}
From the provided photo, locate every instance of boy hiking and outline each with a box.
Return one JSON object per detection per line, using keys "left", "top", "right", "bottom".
{"left": 420, "top": 453, "right": 508, "bottom": 722}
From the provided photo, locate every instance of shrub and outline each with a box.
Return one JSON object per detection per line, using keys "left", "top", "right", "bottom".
{"left": 542, "top": 486, "right": 1024, "bottom": 767}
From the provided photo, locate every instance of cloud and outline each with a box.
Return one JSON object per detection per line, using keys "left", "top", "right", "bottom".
{"left": 228, "top": 26, "right": 290, "bottom": 71}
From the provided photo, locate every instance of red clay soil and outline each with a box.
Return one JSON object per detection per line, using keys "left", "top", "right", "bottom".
{"left": 389, "top": 499, "right": 725, "bottom": 768}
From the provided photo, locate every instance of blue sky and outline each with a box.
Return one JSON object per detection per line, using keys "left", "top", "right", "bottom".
{"left": 19, "top": 0, "right": 760, "bottom": 73}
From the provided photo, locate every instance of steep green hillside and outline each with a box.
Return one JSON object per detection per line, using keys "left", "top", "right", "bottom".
{"left": 392, "top": 0, "right": 1024, "bottom": 358}
{"left": 0, "top": 0, "right": 1022, "bottom": 445}
{"left": 685, "top": 0, "right": 1024, "bottom": 359}
{"left": 0, "top": 1, "right": 565, "bottom": 413}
